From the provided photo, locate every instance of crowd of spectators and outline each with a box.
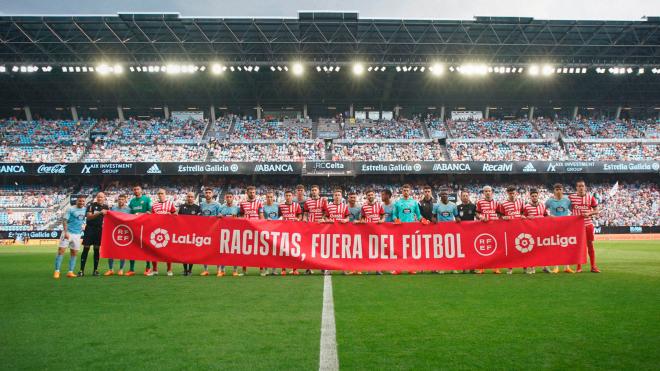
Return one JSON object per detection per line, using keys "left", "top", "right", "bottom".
{"left": 0, "top": 119, "right": 95, "bottom": 144}
{"left": 447, "top": 141, "right": 566, "bottom": 161}
{"left": 537, "top": 119, "right": 655, "bottom": 139}
{"left": 91, "top": 118, "right": 207, "bottom": 144}
{"left": 447, "top": 120, "right": 541, "bottom": 139}
{"left": 593, "top": 182, "right": 659, "bottom": 226}
{"left": 209, "top": 141, "right": 325, "bottom": 161}
{"left": 0, "top": 185, "right": 70, "bottom": 208}
{"left": 564, "top": 142, "right": 658, "bottom": 161}
{"left": 342, "top": 119, "right": 425, "bottom": 139}
{"left": 83, "top": 143, "right": 208, "bottom": 162}
{"left": 332, "top": 142, "right": 447, "bottom": 161}
{"left": 0, "top": 144, "right": 86, "bottom": 163}
{"left": 230, "top": 119, "right": 312, "bottom": 141}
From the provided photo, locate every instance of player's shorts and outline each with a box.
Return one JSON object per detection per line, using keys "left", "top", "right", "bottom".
{"left": 82, "top": 228, "right": 102, "bottom": 246}
{"left": 585, "top": 224, "right": 595, "bottom": 242}
{"left": 59, "top": 233, "right": 82, "bottom": 250}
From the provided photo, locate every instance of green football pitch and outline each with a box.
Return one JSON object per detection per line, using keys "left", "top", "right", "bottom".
{"left": 1, "top": 240, "right": 658, "bottom": 370}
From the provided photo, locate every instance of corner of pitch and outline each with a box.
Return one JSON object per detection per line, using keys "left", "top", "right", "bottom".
{"left": 401, "top": 232, "right": 465, "bottom": 260}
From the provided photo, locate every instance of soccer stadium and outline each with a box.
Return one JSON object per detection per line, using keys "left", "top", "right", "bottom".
{"left": 0, "top": 2, "right": 658, "bottom": 370}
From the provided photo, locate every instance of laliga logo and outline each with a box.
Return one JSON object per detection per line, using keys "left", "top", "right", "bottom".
{"left": 514, "top": 233, "right": 535, "bottom": 253}
{"left": 150, "top": 228, "right": 170, "bottom": 249}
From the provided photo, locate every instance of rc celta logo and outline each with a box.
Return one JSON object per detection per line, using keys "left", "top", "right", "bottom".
{"left": 150, "top": 228, "right": 170, "bottom": 248}
{"left": 514, "top": 233, "right": 535, "bottom": 253}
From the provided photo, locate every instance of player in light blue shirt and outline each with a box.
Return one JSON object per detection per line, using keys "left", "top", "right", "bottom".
{"left": 545, "top": 183, "right": 572, "bottom": 217}
{"left": 433, "top": 189, "right": 459, "bottom": 222}
{"left": 263, "top": 191, "right": 280, "bottom": 220}
{"left": 381, "top": 189, "right": 395, "bottom": 222}
{"left": 200, "top": 188, "right": 222, "bottom": 216}
{"left": 53, "top": 195, "right": 87, "bottom": 278}
{"left": 107, "top": 194, "right": 132, "bottom": 274}
{"left": 544, "top": 183, "right": 574, "bottom": 274}
{"left": 393, "top": 184, "right": 423, "bottom": 223}
{"left": 347, "top": 192, "right": 362, "bottom": 222}
{"left": 217, "top": 191, "right": 240, "bottom": 276}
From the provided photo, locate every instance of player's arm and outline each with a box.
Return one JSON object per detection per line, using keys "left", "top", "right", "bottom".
{"left": 296, "top": 205, "right": 303, "bottom": 221}
{"left": 85, "top": 205, "right": 98, "bottom": 220}
{"left": 392, "top": 202, "right": 401, "bottom": 223}
{"left": 339, "top": 208, "right": 350, "bottom": 224}
{"left": 452, "top": 205, "right": 459, "bottom": 222}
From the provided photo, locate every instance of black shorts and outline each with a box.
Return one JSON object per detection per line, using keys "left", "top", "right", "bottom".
{"left": 82, "top": 228, "right": 102, "bottom": 246}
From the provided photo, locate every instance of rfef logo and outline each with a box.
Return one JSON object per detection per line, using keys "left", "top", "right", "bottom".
{"left": 474, "top": 233, "right": 497, "bottom": 256}
{"left": 112, "top": 224, "right": 134, "bottom": 246}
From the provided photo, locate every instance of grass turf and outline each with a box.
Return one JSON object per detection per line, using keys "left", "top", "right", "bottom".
{"left": 0, "top": 240, "right": 658, "bottom": 370}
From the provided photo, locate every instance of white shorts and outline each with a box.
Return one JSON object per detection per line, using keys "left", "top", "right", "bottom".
{"left": 59, "top": 233, "right": 82, "bottom": 250}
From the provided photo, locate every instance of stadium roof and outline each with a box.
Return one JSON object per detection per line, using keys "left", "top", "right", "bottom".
{"left": 1, "top": 12, "right": 659, "bottom": 65}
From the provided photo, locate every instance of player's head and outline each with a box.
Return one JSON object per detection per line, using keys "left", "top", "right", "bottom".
{"left": 246, "top": 185, "right": 256, "bottom": 200}
{"left": 529, "top": 188, "right": 539, "bottom": 203}
{"left": 460, "top": 189, "right": 470, "bottom": 203}
{"left": 266, "top": 191, "right": 274, "bottom": 203}
{"left": 310, "top": 185, "right": 320, "bottom": 198}
{"left": 95, "top": 192, "right": 106, "bottom": 204}
{"left": 204, "top": 187, "right": 214, "bottom": 200}
{"left": 366, "top": 189, "right": 376, "bottom": 203}
{"left": 156, "top": 188, "right": 167, "bottom": 202}
{"left": 76, "top": 195, "right": 86, "bottom": 207}
{"left": 224, "top": 191, "right": 234, "bottom": 204}
{"left": 439, "top": 188, "right": 449, "bottom": 202}
{"left": 576, "top": 179, "right": 587, "bottom": 195}
{"left": 333, "top": 188, "right": 343, "bottom": 203}
{"left": 506, "top": 186, "right": 517, "bottom": 200}
{"left": 553, "top": 183, "right": 564, "bottom": 197}
{"left": 423, "top": 186, "right": 433, "bottom": 199}
{"left": 285, "top": 190, "right": 293, "bottom": 203}
{"left": 296, "top": 184, "right": 305, "bottom": 197}
{"left": 132, "top": 185, "right": 142, "bottom": 196}
{"left": 482, "top": 186, "right": 493, "bottom": 200}
{"left": 348, "top": 191, "right": 357, "bottom": 204}
{"left": 381, "top": 189, "right": 392, "bottom": 202}
{"left": 186, "top": 191, "right": 195, "bottom": 204}
{"left": 117, "top": 194, "right": 127, "bottom": 206}
{"left": 401, "top": 184, "right": 411, "bottom": 198}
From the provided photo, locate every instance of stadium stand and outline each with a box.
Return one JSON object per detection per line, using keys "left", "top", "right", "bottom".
{"left": 83, "top": 143, "right": 209, "bottom": 162}
{"left": 447, "top": 141, "right": 566, "bottom": 161}
{"left": 332, "top": 142, "right": 447, "bottom": 161}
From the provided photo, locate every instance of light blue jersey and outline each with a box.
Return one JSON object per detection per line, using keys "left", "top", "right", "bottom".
{"left": 219, "top": 203, "right": 240, "bottom": 217}
{"left": 382, "top": 202, "right": 395, "bottom": 222}
{"left": 200, "top": 199, "right": 222, "bottom": 216}
{"left": 65, "top": 206, "right": 87, "bottom": 234}
{"left": 545, "top": 196, "right": 572, "bottom": 216}
{"left": 393, "top": 197, "right": 422, "bottom": 223}
{"left": 263, "top": 203, "right": 280, "bottom": 220}
{"left": 348, "top": 204, "right": 362, "bottom": 222}
{"left": 111, "top": 205, "right": 131, "bottom": 214}
{"left": 433, "top": 201, "right": 458, "bottom": 222}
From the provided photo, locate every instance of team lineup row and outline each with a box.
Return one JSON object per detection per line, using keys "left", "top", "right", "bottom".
{"left": 52, "top": 181, "right": 601, "bottom": 279}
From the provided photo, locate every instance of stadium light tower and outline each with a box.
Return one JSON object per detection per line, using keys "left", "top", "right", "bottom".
{"left": 292, "top": 62, "right": 304, "bottom": 76}
{"left": 352, "top": 63, "right": 365, "bottom": 76}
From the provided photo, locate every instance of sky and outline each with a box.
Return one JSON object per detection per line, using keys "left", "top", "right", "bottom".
{"left": 0, "top": 0, "right": 658, "bottom": 20}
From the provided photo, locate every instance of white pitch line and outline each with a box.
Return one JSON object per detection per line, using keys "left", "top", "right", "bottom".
{"left": 319, "top": 274, "right": 339, "bottom": 371}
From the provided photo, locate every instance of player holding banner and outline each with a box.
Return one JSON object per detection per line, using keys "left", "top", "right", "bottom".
{"left": 498, "top": 186, "right": 525, "bottom": 274}
{"left": 569, "top": 180, "right": 601, "bottom": 273}
{"left": 150, "top": 188, "right": 177, "bottom": 276}
{"left": 53, "top": 195, "right": 87, "bottom": 279}
{"left": 360, "top": 189, "right": 385, "bottom": 274}
{"left": 303, "top": 185, "right": 326, "bottom": 275}
{"left": 324, "top": 188, "right": 350, "bottom": 275}
{"left": 392, "top": 184, "right": 427, "bottom": 275}
{"left": 279, "top": 190, "right": 303, "bottom": 275}
{"left": 199, "top": 187, "right": 222, "bottom": 277}
{"left": 475, "top": 186, "right": 501, "bottom": 274}
{"left": 239, "top": 186, "right": 265, "bottom": 276}
{"left": 262, "top": 191, "right": 280, "bottom": 275}
{"left": 522, "top": 189, "right": 548, "bottom": 274}
{"left": 545, "top": 184, "right": 575, "bottom": 273}
{"left": 105, "top": 194, "right": 132, "bottom": 276}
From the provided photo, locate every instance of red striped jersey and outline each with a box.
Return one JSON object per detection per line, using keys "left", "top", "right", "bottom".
{"left": 152, "top": 200, "right": 176, "bottom": 214}
{"left": 568, "top": 193, "right": 598, "bottom": 226}
{"left": 523, "top": 202, "right": 547, "bottom": 218}
{"left": 324, "top": 202, "right": 349, "bottom": 221}
{"left": 239, "top": 199, "right": 263, "bottom": 220}
{"left": 476, "top": 199, "right": 499, "bottom": 221}
{"left": 361, "top": 201, "right": 384, "bottom": 223}
{"left": 279, "top": 202, "right": 302, "bottom": 221}
{"left": 498, "top": 199, "right": 524, "bottom": 219}
{"left": 304, "top": 197, "right": 327, "bottom": 222}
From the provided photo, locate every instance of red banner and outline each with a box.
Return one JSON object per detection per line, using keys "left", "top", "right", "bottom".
{"left": 100, "top": 212, "right": 587, "bottom": 270}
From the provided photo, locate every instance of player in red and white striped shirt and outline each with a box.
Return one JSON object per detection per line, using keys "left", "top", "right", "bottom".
{"left": 522, "top": 188, "right": 548, "bottom": 275}
{"left": 569, "top": 180, "right": 601, "bottom": 273}
{"left": 498, "top": 186, "right": 525, "bottom": 274}
{"left": 303, "top": 185, "right": 326, "bottom": 275}
{"left": 280, "top": 190, "right": 303, "bottom": 275}
{"left": 360, "top": 189, "right": 385, "bottom": 275}
{"left": 324, "top": 189, "right": 350, "bottom": 223}
{"left": 238, "top": 186, "right": 264, "bottom": 276}
{"left": 475, "top": 186, "right": 501, "bottom": 274}
{"left": 149, "top": 188, "right": 177, "bottom": 276}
